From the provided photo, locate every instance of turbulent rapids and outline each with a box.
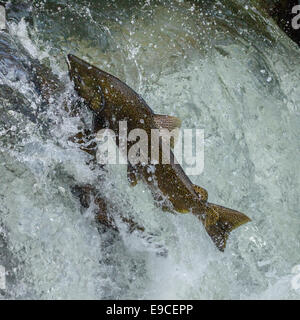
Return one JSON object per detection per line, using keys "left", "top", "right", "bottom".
{"left": 0, "top": 0, "right": 300, "bottom": 299}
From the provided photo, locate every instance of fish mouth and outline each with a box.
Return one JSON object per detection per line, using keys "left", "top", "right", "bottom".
{"left": 67, "top": 54, "right": 89, "bottom": 70}
{"left": 66, "top": 54, "right": 75, "bottom": 81}
{"left": 67, "top": 54, "right": 80, "bottom": 66}
{"left": 66, "top": 54, "right": 72, "bottom": 71}
{"left": 66, "top": 54, "right": 85, "bottom": 74}
{"left": 66, "top": 54, "right": 92, "bottom": 82}
{"left": 66, "top": 54, "right": 79, "bottom": 74}
{"left": 66, "top": 54, "right": 85, "bottom": 85}
{"left": 66, "top": 54, "right": 85, "bottom": 98}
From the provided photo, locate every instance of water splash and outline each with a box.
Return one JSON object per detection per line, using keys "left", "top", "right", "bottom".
{"left": 0, "top": 0, "right": 299, "bottom": 299}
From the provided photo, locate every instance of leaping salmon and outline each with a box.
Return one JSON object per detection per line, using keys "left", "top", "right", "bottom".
{"left": 67, "top": 54, "right": 251, "bottom": 251}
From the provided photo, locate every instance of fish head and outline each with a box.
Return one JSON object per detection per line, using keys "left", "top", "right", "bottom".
{"left": 67, "top": 54, "right": 105, "bottom": 114}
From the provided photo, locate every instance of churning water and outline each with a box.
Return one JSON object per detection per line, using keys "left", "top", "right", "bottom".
{"left": 0, "top": 0, "right": 300, "bottom": 299}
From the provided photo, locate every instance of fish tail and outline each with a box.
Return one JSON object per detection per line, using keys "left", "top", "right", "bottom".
{"left": 201, "top": 203, "right": 251, "bottom": 251}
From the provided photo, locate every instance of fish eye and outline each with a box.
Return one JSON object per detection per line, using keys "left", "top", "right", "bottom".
{"left": 75, "top": 74, "right": 82, "bottom": 83}
{"left": 75, "top": 74, "right": 86, "bottom": 87}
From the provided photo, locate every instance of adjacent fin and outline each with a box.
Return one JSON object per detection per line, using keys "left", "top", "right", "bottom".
{"left": 121, "top": 217, "right": 145, "bottom": 233}
{"left": 154, "top": 114, "right": 182, "bottom": 131}
{"left": 202, "top": 203, "right": 251, "bottom": 251}
{"left": 71, "top": 184, "right": 117, "bottom": 230}
{"left": 71, "top": 184, "right": 95, "bottom": 208}
{"left": 127, "top": 164, "right": 140, "bottom": 187}
{"left": 193, "top": 184, "right": 208, "bottom": 202}
{"left": 68, "top": 130, "right": 98, "bottom": 158}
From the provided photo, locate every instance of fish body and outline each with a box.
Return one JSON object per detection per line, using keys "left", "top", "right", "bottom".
{"left": 67, "top": 54, "right": 251, "bottom": 251}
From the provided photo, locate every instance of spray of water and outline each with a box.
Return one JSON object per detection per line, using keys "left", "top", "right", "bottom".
{"left": 0, "top": 0, "right": 299, "bottom": 299}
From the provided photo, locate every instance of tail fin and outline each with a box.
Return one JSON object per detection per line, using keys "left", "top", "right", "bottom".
{"left": 203, "top": 203, "right": 251, "bottom": 251}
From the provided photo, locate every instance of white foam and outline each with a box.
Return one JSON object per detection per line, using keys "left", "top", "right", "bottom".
{"left": 1, "top": 1, "right": 300, "bottom": 299}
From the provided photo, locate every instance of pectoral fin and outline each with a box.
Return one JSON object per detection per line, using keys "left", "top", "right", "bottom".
{"left": 193, "top": 184, "right": 208, "bottom": 202}
{"left": 68, "top": 130, "right": 98, "bottom": 158}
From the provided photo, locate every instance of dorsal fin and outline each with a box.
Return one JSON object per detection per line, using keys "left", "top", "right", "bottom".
{"left": 154, "top": 114, "right": 181, "bottom": 131}
{"left": 193, "top": 184, "right": 208, "bottom": 202}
